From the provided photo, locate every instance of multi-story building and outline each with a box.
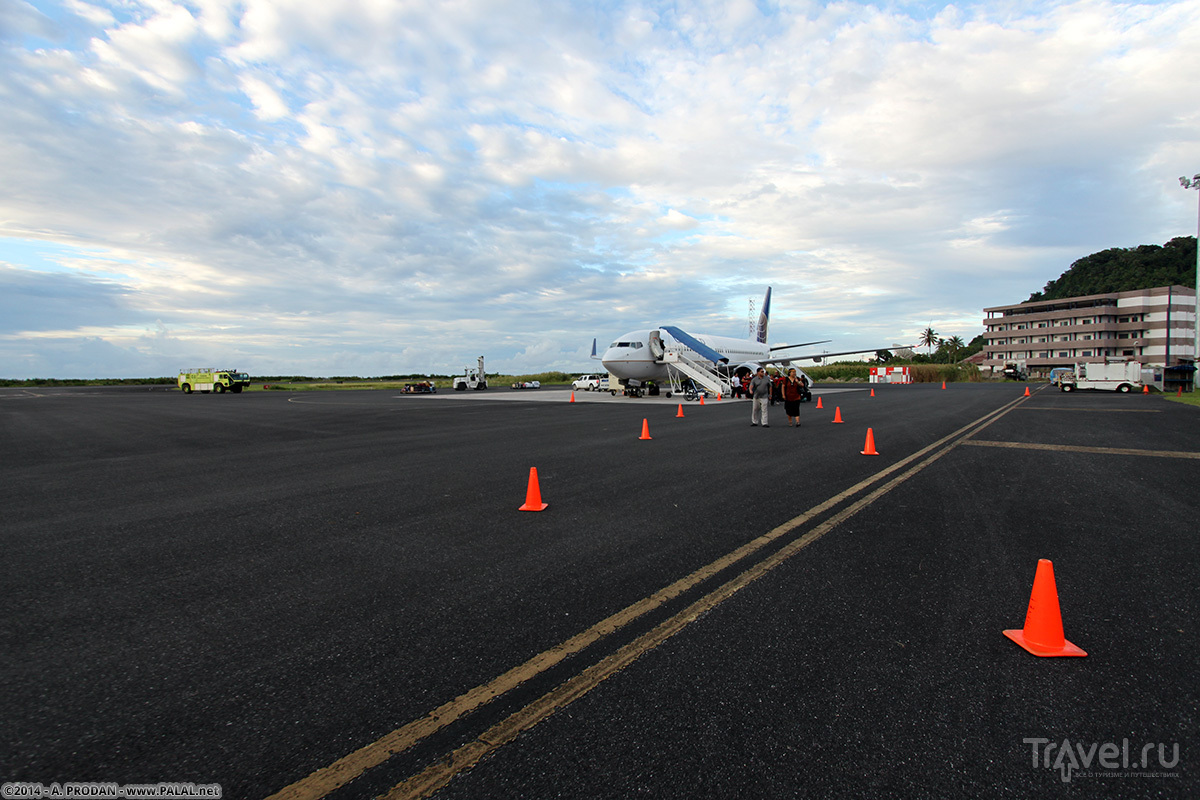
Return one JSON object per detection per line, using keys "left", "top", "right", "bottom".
{"left": 982, "top": 285, "right": 1196, "bottom": 377}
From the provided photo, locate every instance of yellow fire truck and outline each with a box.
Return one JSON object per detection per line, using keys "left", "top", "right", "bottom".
{"left": 178, "top": 368, "right": 251, "bottom": 394}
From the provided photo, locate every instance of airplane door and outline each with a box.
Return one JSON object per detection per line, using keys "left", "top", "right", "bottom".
{"left": 649, "top": 330, "right": 666, "bottom": 361}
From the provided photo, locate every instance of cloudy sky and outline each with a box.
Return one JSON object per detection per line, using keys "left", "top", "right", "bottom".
{"left": 2, "top": 0, "right": 1198, "bottom": 379}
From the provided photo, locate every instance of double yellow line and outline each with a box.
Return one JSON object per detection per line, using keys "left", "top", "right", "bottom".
{"left": 268, "top": 392, "right": 1030, "bottom": 800}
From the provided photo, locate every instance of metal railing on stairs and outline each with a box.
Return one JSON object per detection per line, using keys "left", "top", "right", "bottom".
{"left": 662, "top": 350, "right": 732, "bottom": 398}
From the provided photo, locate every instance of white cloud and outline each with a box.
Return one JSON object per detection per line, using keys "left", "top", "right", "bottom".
{"left": 0, "top": 0, "right": 1198, "bottom": 378}
{"left": 238, "top": 74, "right": 289, "bottom": 119}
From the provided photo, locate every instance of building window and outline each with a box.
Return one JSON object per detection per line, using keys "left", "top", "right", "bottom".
{"left": 1058, "top": 351, "right": 1069, "bottom": 357}
{"left": 1081, "top": 350, "right": 1092, "bottom": 357}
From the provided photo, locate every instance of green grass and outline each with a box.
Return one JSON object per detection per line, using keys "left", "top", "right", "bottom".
{"left": 804, "top": 362, "right": 984, "bottom": 383}
{"left": 1163, "top": 393, "right": 1200, "bottom": 408}
{"left": 256, "top": 372, "right": 576, "bottom": 392}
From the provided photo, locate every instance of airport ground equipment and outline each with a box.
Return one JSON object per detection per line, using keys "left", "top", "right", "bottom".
{"left": 1058, "top": 360, "right": 1144, "bottom": 393}
{"left": 1001, "top": 362, "right": 1029, "bottom": 381}
{"left": 453, "top": 356, "right": 488, "bottom": 391}
{"left": 178, "top": 368, "right": 251, "bottom": 394}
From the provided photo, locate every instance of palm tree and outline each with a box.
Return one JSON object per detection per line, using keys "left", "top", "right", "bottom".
{"left": 947, "top": 335, "right": 965, "bottom": 359}
{"left": 920, "top": 326, "right": 939, "bottom": 354}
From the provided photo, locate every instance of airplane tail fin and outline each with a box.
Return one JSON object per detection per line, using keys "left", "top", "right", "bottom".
{"left": 755, "top": 287, "right": 772, "bottom": 344}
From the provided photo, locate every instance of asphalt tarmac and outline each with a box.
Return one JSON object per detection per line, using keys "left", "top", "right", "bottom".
{"left": 1, "top": 383, "right": 1196, "bottom": 799}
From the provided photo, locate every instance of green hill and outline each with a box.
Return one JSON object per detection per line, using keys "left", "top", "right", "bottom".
{"left": 1028, "top": 236, "right": 1196, "bottom": 301}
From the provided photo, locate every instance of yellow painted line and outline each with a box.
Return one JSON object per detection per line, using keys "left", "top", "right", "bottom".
{"left": 267, "top": 394, "right": 1028, "bottom": 800}
{"left": 964, "top": 440, "right": 1200, "bottom": 459}
{"left": 380, "top": 396, "right": 1026, "bottom": 800}
{"left": 1016, "top": 407, "right": 1161, "bottom": 413}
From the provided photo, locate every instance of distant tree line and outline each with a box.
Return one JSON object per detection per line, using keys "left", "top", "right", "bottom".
{"left": 1027, "top": 236, "right": 1197, "bottom": 301}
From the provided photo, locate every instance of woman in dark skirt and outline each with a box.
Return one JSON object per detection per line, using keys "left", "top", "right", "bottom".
{"left": 782, "top": 368, "right": 805, "bottom": 427}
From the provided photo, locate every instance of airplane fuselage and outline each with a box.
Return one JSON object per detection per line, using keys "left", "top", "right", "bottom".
{"left": 601, "top": 329, "right": 770, "bottom": 383}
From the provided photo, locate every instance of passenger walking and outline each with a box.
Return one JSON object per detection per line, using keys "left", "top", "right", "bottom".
{"left": 731, "top": 373, "right": 742, "bottom": 399}
{"left": 782, "top": 368, "right": 805, "bottom": 427}
{"left": 749, "top": 366, "right": 771, "bottom": 427}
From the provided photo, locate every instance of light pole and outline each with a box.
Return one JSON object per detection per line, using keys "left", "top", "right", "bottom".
{"left": 1181, "top": 174, "right": 1200, "bottom": 387}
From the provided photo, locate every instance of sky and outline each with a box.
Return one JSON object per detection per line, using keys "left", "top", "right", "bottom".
{"left": 2, "top": 0, "right": 1199, "bottom": 379}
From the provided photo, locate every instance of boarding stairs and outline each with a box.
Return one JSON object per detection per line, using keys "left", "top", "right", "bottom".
{"left": 662, "top": 349, "right": 733, "bottom": 399}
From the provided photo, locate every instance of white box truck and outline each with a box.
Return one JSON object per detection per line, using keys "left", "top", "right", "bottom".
{"left": 1059, "top": 361, "right": 1144, "bottom": 393}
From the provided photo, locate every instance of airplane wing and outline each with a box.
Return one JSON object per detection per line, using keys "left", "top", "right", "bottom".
{"left": 769, "top": 340, "right": 831, "bottom": 352}
{"left": 762, "top": 345, "right": 914, "bottom": 364}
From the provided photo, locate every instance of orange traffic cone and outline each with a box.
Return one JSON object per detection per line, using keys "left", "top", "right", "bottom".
{"left": 941, "top": 381, "right": 946, "bottom": 390}
{"left": 1142, "top": 384, "right": 1150, "bottom": 394}
{"left": 717, "top": 393, "right": 722, "bottom": 401}
{"left": 570, "top": 391, "right": 576, "bottom": 403}
{"left": 815, "top": 396, "right": 823, "bottom": 409}
{"left": 700, "top": 395, "right": 705, "bottom": 405}
{"left": 1178, "top": 387, "right": 1183, "bottom": 397}
{"left": 860, "top": 428, "right": 879, "bottom": 455}
{"left": 639, "top": 418, "right": 652, "bottom": 440}
{"left": 1023, "top": 386, "right": 1031, "bottom": 397}
{"left": 518, "top": 467, "right": 548, "bottom": 512}
{"left": 676, "top": 403, "right": 685, "bottom": 418}
{"left": 870, "top": 388, "right": 875, "bottom": 397}
{"left": 1003, "top": 559, "right": 1086, "bottom": 657}
{"left": 832, "top": 406, "right": 844, "bottom": 423}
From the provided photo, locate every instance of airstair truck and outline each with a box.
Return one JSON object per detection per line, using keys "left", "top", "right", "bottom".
{"left": 1059, "top": 361, "right": 1144, "bottom": 393}
{"left": 178, "top": 368, "right": 251, "bottom": 394}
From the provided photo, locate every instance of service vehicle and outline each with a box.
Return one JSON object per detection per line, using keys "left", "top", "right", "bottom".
{"left": 1001, "top": 362, "right": 1028, "bottom": 381}
{"left": 510, "top": 380, "right": 541, "bottom": 389}
{"left": 178, "top": 368, "right": 251, "bottom": 394}
{"left": 453, "top": 356, "right": 488, "bottom": 391}
{"left": 1059, "top": 361, "right": 1144, "bottom": 393}
{"left": 401, "top": 382, "right": 436, "bottom": 393}
{"left": 572, "top": 374, "right": 602, "bottom": 391}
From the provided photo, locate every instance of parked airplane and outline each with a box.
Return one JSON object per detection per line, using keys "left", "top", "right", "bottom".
{"left": 595, "top": 287, "right": 895, "bottom": 397}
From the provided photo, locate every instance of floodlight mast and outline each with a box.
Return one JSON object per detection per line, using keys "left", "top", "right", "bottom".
{"left": 1182, "top": 174, "right": 1200, "bottom": 380}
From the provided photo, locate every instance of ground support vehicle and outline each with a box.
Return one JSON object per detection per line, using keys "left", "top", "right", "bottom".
{"left": 178, "top": 369, "right": 251, "bottom": 394}
{"left": 620, "top": 379, "right": 665, "bottom": 398}
{"left": 453, "top": 357, "right": 488, "bottom": 391}
{"left": 1001, "top": 362, "right": 1029, "bottom": 381}
{"left": 572, "top": 375, "right": 602, "bottom": 391}
{"left": 1049, "top": 367, "right": 1073, "bottom": 387}
{"left": 402, "top": 382, "right": 436, "bottom": 393}
{"left": 1059, "top": 361, "right": 1144, "bottom": 393}
{"left": 510, "top": 380, "right": 541, "bottom": 389}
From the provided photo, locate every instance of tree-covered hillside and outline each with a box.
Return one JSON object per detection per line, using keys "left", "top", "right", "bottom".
{"left": 1028, "top": 236, "right": 1196, "bottom": 301}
